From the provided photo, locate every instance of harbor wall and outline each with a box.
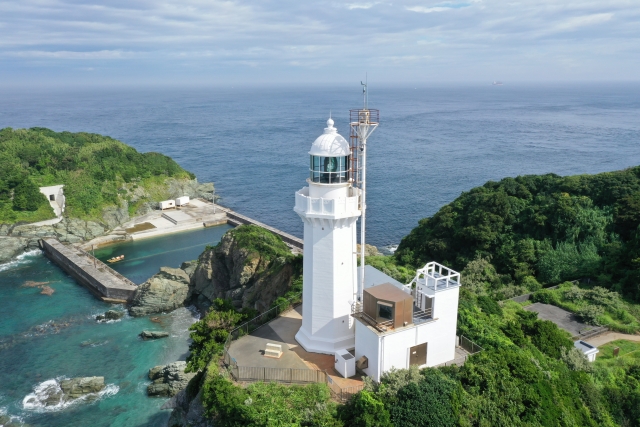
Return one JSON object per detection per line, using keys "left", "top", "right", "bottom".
{"left": 39, "top": 238, "right": 136, "bottom": 302}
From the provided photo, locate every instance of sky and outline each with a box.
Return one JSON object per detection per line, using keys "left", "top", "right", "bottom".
{"left": 0, "top": 0, "right": 639, "bottom": 86}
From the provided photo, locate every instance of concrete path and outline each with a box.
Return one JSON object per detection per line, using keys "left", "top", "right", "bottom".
{"left": 524, "top": 303, "right": 590, "bottom": 336}
{"left": 585, "top": 332, "right": 640, "bottom": 347}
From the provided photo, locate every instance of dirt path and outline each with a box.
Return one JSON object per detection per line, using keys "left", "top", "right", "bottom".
{"left": 586, "top": 332, "right": 640, "bottom": 347}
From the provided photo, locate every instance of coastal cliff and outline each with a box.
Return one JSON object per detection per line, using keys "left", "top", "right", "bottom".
{"left": 128, "top": 225, "right": 300, "bottom": 316}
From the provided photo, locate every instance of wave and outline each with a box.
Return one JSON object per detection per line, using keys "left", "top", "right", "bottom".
{"left": 0, "top": 249, "right": 42, "bottom": 273}
{"left": 22, "top": 378, "right": 119, "bottom": 413}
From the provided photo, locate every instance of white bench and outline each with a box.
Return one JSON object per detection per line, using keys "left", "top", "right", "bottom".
{"left": 264, "top": 343, "right": 283, "bottom": 359}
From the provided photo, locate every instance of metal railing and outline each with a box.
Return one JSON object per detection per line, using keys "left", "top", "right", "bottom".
{"left": 223, "top": 292, "right": 302, "bottom": 357}
{"left": 74, "top": 246, "right": 137, "bottom": 287}
{"left": 326, "top": 376, "right": 365, "bottom": 403}
{"left": 227, "top": 363, "right": 327, "bottom": 384}
{"left": 460, "top": 335, "right": 483, "bottom": 354}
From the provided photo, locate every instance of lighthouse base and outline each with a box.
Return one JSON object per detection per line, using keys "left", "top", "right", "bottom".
{"left": 295, "top": 327, "right": 355, "bottom": 355}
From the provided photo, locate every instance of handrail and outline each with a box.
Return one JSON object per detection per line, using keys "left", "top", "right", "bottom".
{"left": 223, "top": 292, "right": 302, "bottom": 353}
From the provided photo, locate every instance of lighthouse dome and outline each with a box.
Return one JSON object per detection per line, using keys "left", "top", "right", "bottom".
{"left": 309, "top": 118, "right": 350, "bottom": 157}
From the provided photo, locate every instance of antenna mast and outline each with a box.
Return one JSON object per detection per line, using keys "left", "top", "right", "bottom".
{"left": 350, "top": 80, "right": 379, "bottom": 302}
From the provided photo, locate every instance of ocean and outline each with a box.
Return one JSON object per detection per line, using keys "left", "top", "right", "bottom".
{"left": 1, "top": 83, "right": 640, "bottom": 426}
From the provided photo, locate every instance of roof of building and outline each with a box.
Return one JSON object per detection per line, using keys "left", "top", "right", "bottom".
{"left": 365, "top": 283, "right": 413, "bottom": 303}
{"left": 359, "top": 264, "right": 406, "bottom": 291}
{"left": 574, "top": 340, "right": 599, "bottom": 355}
{"left": 309, "top": 118, "right": 350, "bottom": 157}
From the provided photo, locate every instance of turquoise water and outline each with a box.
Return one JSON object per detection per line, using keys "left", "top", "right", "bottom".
{"left": 94, "top": 225, "right": 232, "bottom": 284}
{"left": 0, "top": 225, "right": 230, "bottom": 427}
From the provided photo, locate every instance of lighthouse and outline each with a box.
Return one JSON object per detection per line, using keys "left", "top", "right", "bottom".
{"left": 294, "top": 118, "right": 361, "bottom": 354}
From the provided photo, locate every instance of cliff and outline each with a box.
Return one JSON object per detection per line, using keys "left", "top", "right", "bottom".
{"left": 128, "top": 225, "right": 300, "bottom": 317}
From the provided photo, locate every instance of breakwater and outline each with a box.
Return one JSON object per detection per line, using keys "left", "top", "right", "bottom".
{"left": 216, "top": 204, "right": 303, "bottom": 251}
{"left": 39, "top": 238, "right": 137, "bottom": 302}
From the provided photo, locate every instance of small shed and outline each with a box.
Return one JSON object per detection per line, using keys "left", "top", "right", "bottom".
{"left": 363, "top": 283, "right": 413, "bottom": 329}
{"left": 159, "top": 200, "right": 175, "bottom": 210}
{"left": 574, "top": 340, "right": 599, "bottom": 362}
{"left": 176, "top": 196, "right": 190, "bottom": 206}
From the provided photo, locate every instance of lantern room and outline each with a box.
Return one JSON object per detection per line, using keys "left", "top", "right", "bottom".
{"left": 308, "top": 118, "right": 350, "bottom": 185}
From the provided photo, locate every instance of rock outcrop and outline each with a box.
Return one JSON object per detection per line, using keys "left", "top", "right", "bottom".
{"left": 166, "top": 179, "right": 214, "bottom": 202}
{"left": 166, "top": 388, "right": 212, "bottom": 427}
{"left": 0, "top": 236, "right": 29, "bottom": 263}
{"left": 59, "top": 377, "right": 105, "bottom": 399}
{"left": 96, "top": 310, "right": 125, "bottom": 322}
{"left": 189, "top": 225, "right": 298, "bottom": 312}
{"left": 147, "top": 362, "right": 196, "bottom": 397}
{"left": 128, "top": 267, "right": 191, "bottom": 317}
{"left": 140, "top": 330, "right": 170, "bottom": 339}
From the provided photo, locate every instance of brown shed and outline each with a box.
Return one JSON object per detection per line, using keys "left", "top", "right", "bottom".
{"left": 363, "top": 283, "right": 414, "bottom": 329}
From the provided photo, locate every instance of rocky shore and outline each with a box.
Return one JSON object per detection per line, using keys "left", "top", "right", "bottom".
{"left": 0, "top": 178, "right": 215, "bottom": 264}
{"left": 147, "top": 362, "right": 196, "bottom": 397}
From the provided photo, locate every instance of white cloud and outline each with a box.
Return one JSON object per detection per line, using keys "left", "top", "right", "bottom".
{"left": 406, "top": 6, "right": 451, "bottom": 13}
{"left": 554, "top": 12, "right": 614, "bottom": 31}
{"left": 4, "top": 50, "right": 133, "bottom": 59}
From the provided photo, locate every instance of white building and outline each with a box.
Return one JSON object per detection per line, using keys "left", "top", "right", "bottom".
{"left": 294, "top": 118, "right": 361, "bottom": 354}
{"left": 353, "top": 262, "right": 461, "bottom": 382}
{"left": 294, "top": 117, "right": 463, "bottom": 382}
{"left": 574, "top": 340, "right": 599, "bottom": 362}
{"left": 38, "top": 185, "right": 65, "bottom": 217}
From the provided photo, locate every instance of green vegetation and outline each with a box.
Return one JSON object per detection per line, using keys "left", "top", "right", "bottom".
{"left": 229, "top": 224, "right": 295, "bottom": 264}
{"left": 0, "top": 127, "right": 193, "bottom": 223}
{"left": 530, "top": 282, "right": 640, "bottom": 333}
{"left": 183, "top": 167, "right": 640, "bottom": 426}
{"left": 394, "top": 167, "right": 640, "bottom": 302}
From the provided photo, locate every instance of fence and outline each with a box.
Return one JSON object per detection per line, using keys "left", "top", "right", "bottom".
{"left": 460, "top": 335, "right": 483, "bottom": 355}
{"left": 572, "top": 326, "right": 608, "bottom": 341}
{"left": 228, "top": 363, "right": 327, "bottom": 384}
{"left": 223, "top": 292, "right": 302, "bottom": 360}
{"left": 326, "top": 376, "right": 365, "bottom": 403}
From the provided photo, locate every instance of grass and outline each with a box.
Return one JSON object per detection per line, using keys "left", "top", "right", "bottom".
{"left": 0, "top": 201, "right": 56, "bottom": 224}
{"left": 595, "top": 339, "right": 640, "bottom": 366}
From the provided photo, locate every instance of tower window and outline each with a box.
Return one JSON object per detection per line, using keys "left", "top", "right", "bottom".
{"left": 309, "top": 155, "right": 349, "bottom": 184}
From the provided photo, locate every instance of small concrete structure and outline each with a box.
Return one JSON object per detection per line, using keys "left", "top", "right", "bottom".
{"left": 159, "top": 200, "right": 175, "bottom": 210}
{"left": 575, "top": 340, "right": 599, "bottom": 362}
{"left": 335, "top": 351, "right": 356, "bottom": 378}
{"left": 38, "top": 185, "right": 65, "bottom": 216}
{"left": 175, "top": 196, "right": 190, "bottom": 206}
{"left": 265, "top": 343, "right": 283, "bottom": 359}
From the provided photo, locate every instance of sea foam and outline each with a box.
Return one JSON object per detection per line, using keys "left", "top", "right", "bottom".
{"left": 0, "top": 249, "right": 42, "bottom": 273}
{"left": 22, "top": 378, "right": 119, "bottom": 412}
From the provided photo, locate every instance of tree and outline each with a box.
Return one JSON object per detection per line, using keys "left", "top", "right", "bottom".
{"left": 12, "top": 178, "right": 47, "bottom": 211}
{"left": 338, "top": 390, "right": 391, "bottom": 427}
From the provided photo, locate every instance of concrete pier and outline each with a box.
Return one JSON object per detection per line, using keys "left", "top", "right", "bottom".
{"left": 39, "top": 238, "right": 137, "bottom": 303}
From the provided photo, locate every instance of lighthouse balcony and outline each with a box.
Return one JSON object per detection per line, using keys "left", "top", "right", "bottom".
{"left": 294, "top": 187, "right": 361, "bottom": 219}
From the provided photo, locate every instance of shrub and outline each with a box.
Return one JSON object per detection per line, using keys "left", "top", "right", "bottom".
{"left": 526, "top": 319, "right": 573, "bottom": 359}
{"left": 12, "top": 178, "right": 47, "bottom": 211}
{"left": 389, "top": 369, "right": 459, "bottom": 427}
{"left": 564, "top": 285, "right": 587, "bottom": 302}
{"left": 521, "top": 275, "right": 542, "bottom": 292}
{"left": 477, "top": 295, "right": 503, "bottom": 316}
{"left": 375, "top": 365, "right": 422, "bottom": 401}
{"left": 576, "top": 305, "right": 605, "bottom": 326}
{"left": 338, "top": 390, "right": 391, "bottom": 427}
{"left": 560, "top": 347, "right": 593, "bottom": 373}
{"left": 530, "top": 289, "right": 558, "bottom": 305}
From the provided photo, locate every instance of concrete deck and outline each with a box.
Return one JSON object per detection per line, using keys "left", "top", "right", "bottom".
{"left": 524, "top": 302, "right": 590, "bottom": 336}
{"left": 228, "top": 306, "right": 363, "bottom": 388}
{"left": 40, "top": 238, "right": 137, "bottom": 302}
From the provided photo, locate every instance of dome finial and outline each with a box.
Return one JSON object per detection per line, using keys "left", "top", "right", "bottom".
{"left": 326, "top": 112, "right": 335, "bottom": 131}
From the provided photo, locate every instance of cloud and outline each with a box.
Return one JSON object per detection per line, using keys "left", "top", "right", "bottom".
{"left": 554, "top": 12, "right": 614, "bottom": 32}
{"left": 0, "top": 0, "right": 638, "bottom": 83}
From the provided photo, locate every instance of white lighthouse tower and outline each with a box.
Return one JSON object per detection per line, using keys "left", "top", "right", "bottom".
{"left": 294, "top": 118, "right": 362, "bottom": 354}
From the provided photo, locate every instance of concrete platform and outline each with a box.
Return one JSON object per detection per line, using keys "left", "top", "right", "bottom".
{"left": 228, "top": 306, "right": 363, "bottom": 389}
{"left": 525, "top": 302, "right": 590, "bottom": 336}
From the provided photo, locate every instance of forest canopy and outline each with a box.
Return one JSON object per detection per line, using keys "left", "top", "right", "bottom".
{"left": 395, "top": 167, "right": 640, "bottom": 301}
{"left": 0, "top": 127, "right": 193, "bottom": 223}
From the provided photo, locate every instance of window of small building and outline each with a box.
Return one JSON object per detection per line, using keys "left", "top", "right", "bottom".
{"left": 377, "top": 301, "right": 394, "bottom": 322}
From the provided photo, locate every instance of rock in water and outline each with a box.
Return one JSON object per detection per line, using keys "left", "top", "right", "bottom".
{"left": 190, "top": 225, "right": 297, "bottom": 312}
{"left": 96, "top": 309, "right": 125, "bottom": 321}
{"left": 140, "top": 330, "right": 170, "bottom": 339}
{"left": 0, "top": 236, "right": 28, "bottom": 263}
{"left": 147, "top": 362, "right": 196, "bottom": 397}
{"left": 59, "top": 377, "right": 105, "bottom": 399}
{"left": 128, "top": 267, "right": 190, "bottom": 317}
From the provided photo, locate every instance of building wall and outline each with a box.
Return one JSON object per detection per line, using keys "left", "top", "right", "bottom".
{"left": 296, "top": 184, "right": 359, "bottom": 354}
{"left": 354, "top": 285, "right": 461, "bottom": 382}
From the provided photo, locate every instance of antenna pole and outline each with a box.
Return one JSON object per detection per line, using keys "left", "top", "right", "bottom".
{"left": 350, "top": 92, "right": 378, "bottom": 302}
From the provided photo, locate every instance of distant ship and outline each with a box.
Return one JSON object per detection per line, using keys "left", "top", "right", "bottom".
{"left": 492, "top": 81, "right": 503, "bottom": 86}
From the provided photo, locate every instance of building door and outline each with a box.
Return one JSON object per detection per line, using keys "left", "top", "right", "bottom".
{"left": 410, "top": 343, "right": 427, "bottom": 366}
